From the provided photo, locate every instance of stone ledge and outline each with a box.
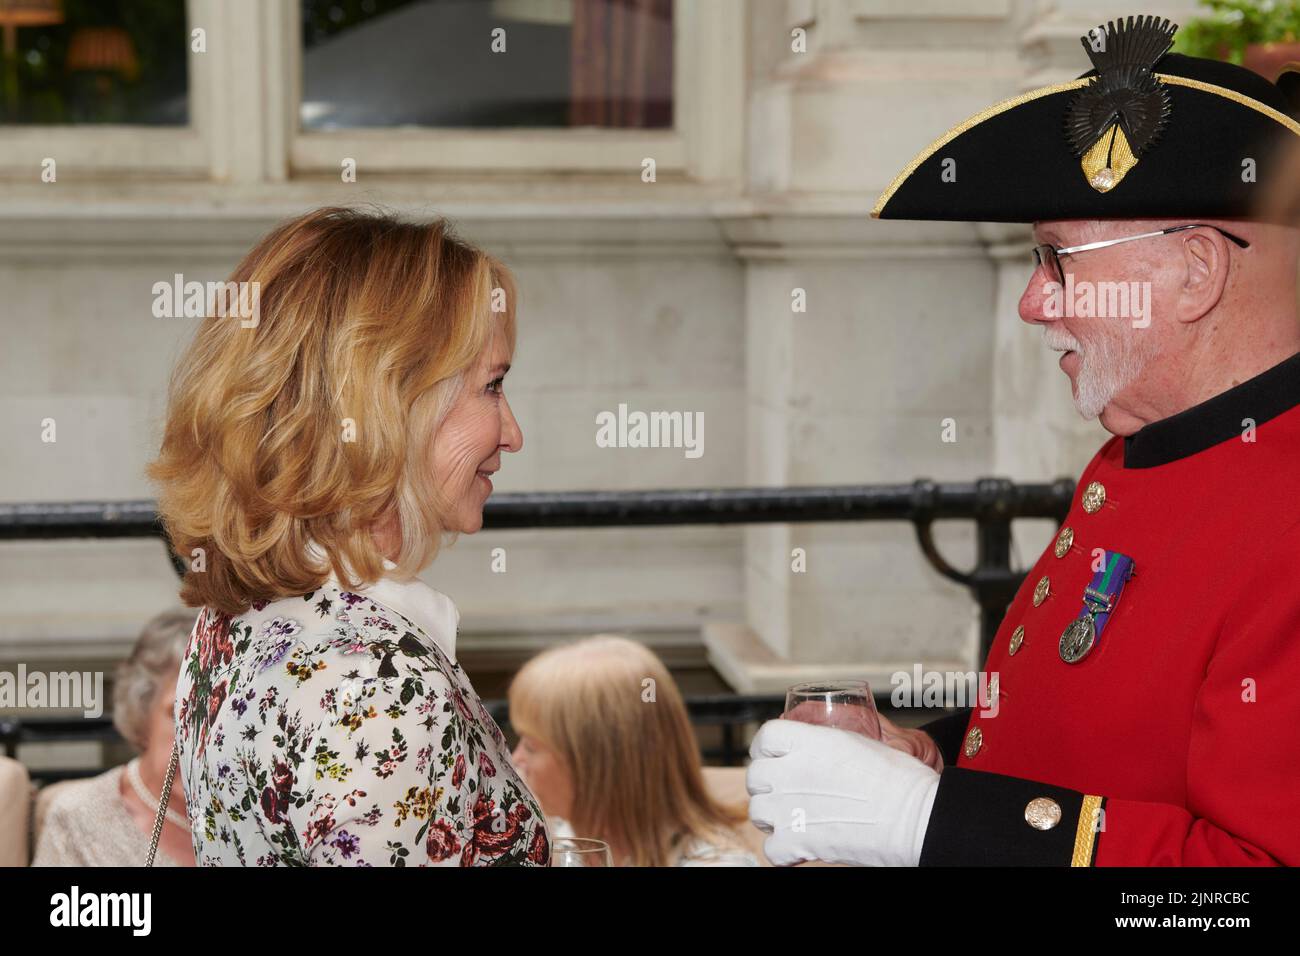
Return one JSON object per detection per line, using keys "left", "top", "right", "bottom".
{"left": 702, "top": 618, "right": 969, "bottom": 694}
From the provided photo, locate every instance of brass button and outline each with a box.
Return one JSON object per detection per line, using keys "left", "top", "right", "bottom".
{"left": 1054, "top": 526, "right": 1074, "bottom": 558}
{"left": 1033, "top": 575, "right": 1050, "bottom": 606}
{"left": 1009, "top": 625, "right": 1025, "bottom": 656}
{"left": 1082, "top": 481, "right": 1106, "bottom": 514}
{"left": 963, "top": 726, "right": 983, "bottom": 758}
{"left": 1025, "top": 797, "right": 1063, "bottom": 830}
{"left": 986, "top": 673, "right": 1000, "bottom": 702}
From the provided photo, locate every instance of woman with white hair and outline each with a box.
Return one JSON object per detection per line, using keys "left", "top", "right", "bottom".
{"left": 33, "top": 609, "right": 196, "bottom": 867}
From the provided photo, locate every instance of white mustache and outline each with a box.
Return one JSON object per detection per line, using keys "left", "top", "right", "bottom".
{"left": 1043, "top": 328, "right": 1082, "bottom": 354}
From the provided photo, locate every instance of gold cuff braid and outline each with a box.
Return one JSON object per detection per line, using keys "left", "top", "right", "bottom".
{"left": 1071, "top": 794, "right": 1104, "bottom": 866}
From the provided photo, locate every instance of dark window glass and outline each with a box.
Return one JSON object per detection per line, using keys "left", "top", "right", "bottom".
{"left": 0, "top": 0, "right": 188, "bottom": 124}
{"left": 300, "top": 0, "right": 673, "bottom": 130}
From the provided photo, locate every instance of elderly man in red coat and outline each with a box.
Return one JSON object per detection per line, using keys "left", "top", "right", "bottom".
{"left": 747, "top": 15, "right": 1300, "bottom": 866}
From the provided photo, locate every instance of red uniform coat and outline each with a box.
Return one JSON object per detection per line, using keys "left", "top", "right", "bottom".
{"left": 919, "top": 352, "right": 1300, "bottom": 866}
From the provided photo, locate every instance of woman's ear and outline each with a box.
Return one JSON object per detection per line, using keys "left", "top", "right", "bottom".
{"left": 1174, "top": 229, "right": 1231, "bottom": 325}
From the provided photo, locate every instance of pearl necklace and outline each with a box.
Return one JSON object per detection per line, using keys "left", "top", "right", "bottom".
{"left": 126, "top": 758, "right": 189, "bottom": 830}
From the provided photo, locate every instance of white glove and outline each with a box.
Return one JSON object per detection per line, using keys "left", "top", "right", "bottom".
{"left": 746, "top": 718, "right": 940, "bottom": 867}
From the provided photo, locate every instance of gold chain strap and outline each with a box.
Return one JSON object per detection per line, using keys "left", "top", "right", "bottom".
{"left": 145, "top": 740, "right": 180, "bottom": 868}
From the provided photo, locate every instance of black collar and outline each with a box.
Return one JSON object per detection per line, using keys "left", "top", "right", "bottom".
{"left": 1123, "top": 351, "right": 1300, "bottom": 468}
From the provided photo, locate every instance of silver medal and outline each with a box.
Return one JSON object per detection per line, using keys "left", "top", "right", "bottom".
{"left": 1059, "top": 614, "right": 1097, "bottom": 664}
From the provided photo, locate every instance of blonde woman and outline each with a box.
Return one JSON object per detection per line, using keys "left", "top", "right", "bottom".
{"left": 508, "top": 636, "right": 758, "bottom": 867}
{"left": 148, "top": 207, "right": 549, "bottom": 866}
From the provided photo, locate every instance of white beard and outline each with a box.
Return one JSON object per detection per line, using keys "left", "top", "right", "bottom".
{"left": 1044, "top": 326, "right": 1158, "bottom": 420}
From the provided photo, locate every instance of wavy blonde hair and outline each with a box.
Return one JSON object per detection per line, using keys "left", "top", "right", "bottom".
{"left": 508, "top": 635, "right": 748, "bottom": 867}
{"left": 147, "top": 206, "right": 516, "bottom": 615}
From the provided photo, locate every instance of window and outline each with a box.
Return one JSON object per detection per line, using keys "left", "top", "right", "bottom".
{"left": 0, "top": 0, "right": 189, "bottom": 124}
{"left": 0, "top": 0, "right": 740, "bottom": 183}
{"left": 300, "top": 0, "right": 673, "bottom": 130}
{"left": 291, "top": 0, "right": 738, "bottom": 177}
{"left": 0, "top": 0, "right": 206, "bottom": 175}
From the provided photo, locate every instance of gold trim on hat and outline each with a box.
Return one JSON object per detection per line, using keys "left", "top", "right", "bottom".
{"left": 870, "top": 72, "right": 1300, "bottom": 219}
{"left": 870, "top": 79, "right": 1091, "bottom": 219}
{"left": 1157, "top": 73, "right": 1300, "bottom": 136}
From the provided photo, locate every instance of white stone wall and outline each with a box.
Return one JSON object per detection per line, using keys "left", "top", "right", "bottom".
{"left": 0, "top": 210, "right": 750, "bottom": 668}
{"left": 0, "top": 0, "right": 1206, "bottom": 689}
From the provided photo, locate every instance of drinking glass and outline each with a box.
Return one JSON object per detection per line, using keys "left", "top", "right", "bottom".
{"left": 782, "top": 679, "right": 882, "bottom": 740}
{"left": 550, "top": 836, "right": 613, "bottom": 867}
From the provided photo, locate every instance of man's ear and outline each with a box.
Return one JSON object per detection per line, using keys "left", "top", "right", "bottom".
{"left": 1174, "top": 229, "right": 1231, "bottom": 324}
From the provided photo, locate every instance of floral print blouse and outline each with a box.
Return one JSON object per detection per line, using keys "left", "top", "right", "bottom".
{"left": 174, "top": 574, "right": 550, "bottom": 867}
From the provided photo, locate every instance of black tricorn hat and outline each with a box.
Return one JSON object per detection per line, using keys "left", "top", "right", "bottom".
{"left": 871, "top": 15, "right": 1300, "bottom": 223}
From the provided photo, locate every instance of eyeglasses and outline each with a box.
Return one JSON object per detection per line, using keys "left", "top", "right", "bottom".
{"left": 1030, "top": 224, "right": 1250, "bottom": 286}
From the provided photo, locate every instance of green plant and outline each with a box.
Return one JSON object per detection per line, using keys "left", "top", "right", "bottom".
{"left": 1174, "top": 0, "right": 1300, "bottom": 64}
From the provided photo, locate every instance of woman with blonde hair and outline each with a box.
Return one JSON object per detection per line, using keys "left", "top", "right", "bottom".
{"left": 509, "top": 635, "right": 758, "bottom": 867}
{"left": 148, "top": 206, "right": 549, "bottom": 866}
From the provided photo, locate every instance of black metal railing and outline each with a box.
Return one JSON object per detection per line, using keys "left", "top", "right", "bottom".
{"left": 0, "top": 479, "right": 1075, "bottom": 658}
